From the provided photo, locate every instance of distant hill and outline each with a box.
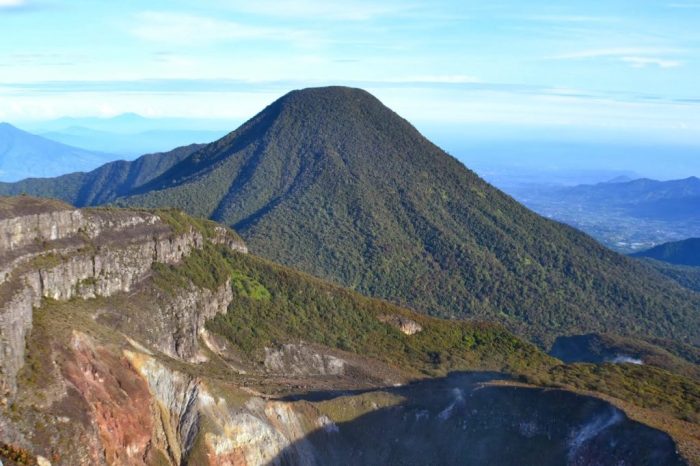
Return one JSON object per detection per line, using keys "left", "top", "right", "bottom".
{"left": 0, "top": 123, "right": 118, "bottom": 182}
{"left": 634, "top": 238, "right": 700, "bottom": 267}
{"left": 41, "top": 127, "right": 228, "bottom": 157}
{"left": 554, "top": 177, "right": 700, "bottom": 221}
{"left": 1, "top": 87, "right": 699, "bottom": 348}
{"left": 0, "top": 143, "right": 202, "bottom": 205}
{"left": 23, "top": 113, "right": 235, "bottom": 157}
{"left": 604, "top": 175, "right": 635, "bottom": 184}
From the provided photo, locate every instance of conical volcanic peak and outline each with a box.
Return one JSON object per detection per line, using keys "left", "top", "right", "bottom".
{"left": 2, "top": 87, "right": 699, "bottom": 349}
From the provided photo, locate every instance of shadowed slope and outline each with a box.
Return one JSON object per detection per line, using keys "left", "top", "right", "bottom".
{"left": 634, "top": 238, "right": 700, "bottom": 267}
{"left": 0, "top": 143, "right": 202, "bottom": 205}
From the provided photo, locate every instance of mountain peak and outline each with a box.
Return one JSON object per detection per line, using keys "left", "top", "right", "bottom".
{"left": 110, "top": 112, "right": 148, "bottom": 122}
{"left": 265, "top": 86, "right": 399, "bottom": 127}
{"left": 280, "top": 85, "right": 378, "bottom": 104}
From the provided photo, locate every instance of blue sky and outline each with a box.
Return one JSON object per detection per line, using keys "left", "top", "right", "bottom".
{"left": 1, "top": 0, "right": 699, "bottom": 145}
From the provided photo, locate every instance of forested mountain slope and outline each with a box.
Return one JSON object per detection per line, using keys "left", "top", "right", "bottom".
{"left": 114, "top": 87, "right": 700, "bottom": 347}
{"left": 2, "top": 87, "right": 699, "bottom": 348}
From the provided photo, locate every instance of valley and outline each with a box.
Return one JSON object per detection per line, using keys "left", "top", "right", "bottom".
{"left": 501, "top": 177, "right": 700, "bottom": 253}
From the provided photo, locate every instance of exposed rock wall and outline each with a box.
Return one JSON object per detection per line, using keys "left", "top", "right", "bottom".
{"left": 63, "top": 332, "right": 155, "bottom": 466}
{"left": 264, "top": 344, "right": 346, "bottom": 376}
{"left": 145, "top": 280, "right": 234, "bottom": 362}
{"left": 126, "top": 351, "right": 319, "bottom": 466}
{"left": 0, "top": 206, "right": 84, "bottom": 254}
{"left": 0, "top": 199, "right": 245, "bottom": 397}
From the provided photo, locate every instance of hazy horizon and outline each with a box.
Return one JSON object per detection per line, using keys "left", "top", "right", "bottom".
{"left": 2, "top": 0, "right": 699, "bottom": 182}
{"left": 5, "top": 107, "right": 699, "bottom": 183}
{"left": 2, "top": 1, "right": 699, "bottom": 142}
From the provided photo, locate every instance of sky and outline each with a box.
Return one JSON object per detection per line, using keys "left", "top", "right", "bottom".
{"left": 1, "top": 0, "right": 699, "bottom": 146}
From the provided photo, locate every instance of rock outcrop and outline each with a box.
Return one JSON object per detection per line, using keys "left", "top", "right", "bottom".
{"left": 0, "top": 197, "right": 245, "bottom": 396}
{"left": 264, "top": 344, "right": 346, "bottom": 376}
{"left": 378, "top": 314, "right": 423, "bottom": 335}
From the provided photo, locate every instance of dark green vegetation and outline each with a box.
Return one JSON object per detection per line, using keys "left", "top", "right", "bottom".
{"left": 548, "top": 363, "right": 700, "bottom": 423}
{"left": 3, "top": 87, "right": 700, "bottom": 351}
{"left": 205, "top": 250, "right": 555, "bottom": 378}
{"left": 116, "top": 87, "right": 700, "bottom": 348}
{"left": 0, "top": 143, "right": 201, "bottom": 205}
{"left": 641, "top": 259, "right": 700, "bottom": 293}
{"left": 634, "top": 238, "right": 700, "bottom": 267}
{"left": 152, "top": 238, "right": 555, "bottom": 378}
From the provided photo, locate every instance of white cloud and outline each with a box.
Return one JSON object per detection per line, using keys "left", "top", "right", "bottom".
{"left": 384, "top": 75, "right": 480, "bottom": 84}
{"left": 0, "top": 0, "right": 25, "bottom": 7}
{"left": 621, "top": 56, "right": 681, "bottom": 68}
{"left": 550, "top": 47, "right": 683, "bottom": 69}
{"left": 131, "top": 11, "right": 310, "bottom": 45}
{"left": 215, "top": 0, "right": 409, "bottom": 21}
{"left": 552, "top": 47, "right": 677, "bottom": 60}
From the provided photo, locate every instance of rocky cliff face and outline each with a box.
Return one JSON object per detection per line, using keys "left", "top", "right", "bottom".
{"left": 0, "top": 197, "right": 245, "bottom": 397}
{"left": 0, "top": 197, "right": 689, "bottom": 466}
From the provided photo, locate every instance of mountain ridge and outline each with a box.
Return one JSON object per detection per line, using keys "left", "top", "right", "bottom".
{"left": 115, "top": 86, "right": 700, "bottom": 346}
{"left": 634, "top": 238, "right": 700, "bottom": 267}
{"left": 0, "top": 143, "right": 202, "bottom": 206}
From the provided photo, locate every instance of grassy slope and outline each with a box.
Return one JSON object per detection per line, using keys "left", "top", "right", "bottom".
{"left": 111, "top": 87, "right": 700, "bottom": 348}
{"left": 146, "top": 215, "right": 700, "bottom": 427}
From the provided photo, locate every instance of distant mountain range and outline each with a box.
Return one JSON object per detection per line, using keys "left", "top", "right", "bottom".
{"left": 2, "top": 86, "right": 698, "bottom": 350}
{"left": 0, "top": 123, "right": 118, "bottom": 182}
{"left": 552, "top": 177, "right": 700, "bottom": 220}
{"left": 23, "top": 113, "right": 234, "bottom": 157}
{"left": 514, "top": 176, "right": 700, "bottom": 252}
{"left": 40, "top": 126, "right": 228, "bottom": 157}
